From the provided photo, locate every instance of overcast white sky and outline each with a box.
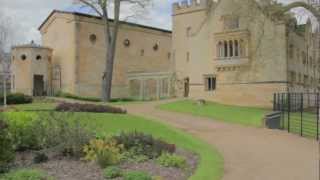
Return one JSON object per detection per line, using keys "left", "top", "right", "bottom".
{"left": 0, "top": 0, "right": 315, "bottom": 47}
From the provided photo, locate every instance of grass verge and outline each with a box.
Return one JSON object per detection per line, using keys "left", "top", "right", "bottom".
{"left": 158, "top": 100, "right": 270, "bottom": 127}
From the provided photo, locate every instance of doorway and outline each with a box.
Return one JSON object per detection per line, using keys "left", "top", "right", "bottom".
{"left": 33, "top": 75, "right": 44, "bottom": 96}
{"left": 184, "top": 77, "right": 189, "bottom": 98}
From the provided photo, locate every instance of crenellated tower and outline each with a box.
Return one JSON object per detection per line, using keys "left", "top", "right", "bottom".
{"left": 173, "top": 0, "right": 211, "bottom": 15}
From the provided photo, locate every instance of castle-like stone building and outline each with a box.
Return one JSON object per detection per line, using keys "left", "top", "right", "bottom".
{"left": 172, "top": 0, "right": 320, "bottom": 106}
{"left": 10, "top": 0, "right": 320, "bottom": 107}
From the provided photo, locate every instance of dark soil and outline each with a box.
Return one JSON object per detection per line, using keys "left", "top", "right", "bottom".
{"left": 13, "top": 149, "right": 198, "bottom": 180}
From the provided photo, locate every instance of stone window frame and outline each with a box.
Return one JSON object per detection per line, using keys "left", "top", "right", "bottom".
{"left": 216, "top": 39, "right": 245, "bottom": 58}
{"left": 204, "top": 74, "right": 216, "bottom": 91}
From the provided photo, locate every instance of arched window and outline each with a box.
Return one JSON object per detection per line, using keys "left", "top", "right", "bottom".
{"left": 224, "top": 41, "right": 228, "bottom": 57}
{"left": 234, "top": 40, "right": 239, "bottom": 57}
{"left": 229, "top": 40, "right": 233, "bottom": 57}
{"left": 217, "top": 41, "right": 224, "bottom": 57}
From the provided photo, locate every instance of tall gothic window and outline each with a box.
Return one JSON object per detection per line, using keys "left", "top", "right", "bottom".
{"left": 289, "top": 44, "right": 294, "bottom": 59}
{"left": 229, "top": 40, "right": 233, "bottom": 57}
{"left": 234, "top": 40, "right": 239, "bottom": 57}
{"left": 217, "top": 41, "right": 224, "bottom": 57}
{"left": 224, "top": 41, "right": 228, "bottom": 57}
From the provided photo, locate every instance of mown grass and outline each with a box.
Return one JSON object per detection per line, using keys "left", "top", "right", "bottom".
{"left": 3, "top": 106, "right": 223, "bottom": 180}
{"left": 158, "top": 100, "right": 270, "bottom": 127}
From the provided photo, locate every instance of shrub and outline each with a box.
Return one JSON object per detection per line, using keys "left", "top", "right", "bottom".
{"left": 123, "top": 171, "right": 152, "bottom": 180}
{"left": 113, "top": 131, "right": 176, "bottom": 159}
{"left": 0, "top": 169, "right": 54, "bottom": 180}
{"left": 55, "top": 102, "right": 126, "bottom": 114}
{"left": 103, "top": 166, "right": 123, "bottom": 179}
{"left": 0, "top": 93, "right": 33, "bottom": 105}
{"left": 83, "top": 138, "right": 122, "bottom": 168}
{"left": 33, "top": 152, "right": 49, "bottom": 164}
{"left": 55, "top": 92, "right": 101, "bottom": 102}
{"left": 157, "top": 153, "right": 187, "bottom": 169}
{"left": 120, "top": 150, "right": 149, "bottom": 163}
{"left": 6, "top": 112, "right": 93, "bottom": 157}
{"left": 0, "top": 119, "right": 14, "bottom": 173}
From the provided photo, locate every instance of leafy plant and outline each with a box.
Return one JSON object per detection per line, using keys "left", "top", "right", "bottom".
{"left": 123, "top": 171, "right": 152, "bottom": 180}
{"left": 0, "top": 93, "right": 33, "bottom": 105}
{"left": 55, "top": 102, "right": 126, "bottom": 114}
{"left": 103, "top": 166, "right": 123, "bottom": 179}
{"left": 0, "top": 169, "right": 54, "bottom": 180}
{"left": 120, "top": 150, "right": 149, "bottom": 163}
{"left": 5, "top": 112, "right": 93, "bottom": 157}
{"left": 83, "top": 138, "right": 122, "bottom": 168}
{"left": 157, "top": 153, "right": 187, "bottom": 169}
{"left": 0, "top": 119, "right": 14, "bottom": 173}
{"left": 113, "top": 131, "right": 175, "bottom": 159}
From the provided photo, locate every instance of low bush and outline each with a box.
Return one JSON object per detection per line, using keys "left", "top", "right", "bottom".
{"left": 120, "top": 150, "right": 149, "bottom": 163}
{"left": 6, "top": 112, "right": 93, "bottom": 157}
{"left": 123, "top": 171, "right": 152, "bottom": 180}
{"left": 0, "top": 119, "right": 14, "bottom": 173}
{"left": 0, "top": 169, "right": 54, "bottom": 180}
{"left": 113, "top": 131, "right": 176, "bottom": 159}
{"left": 157, "top": 153, "right": 187, "bottom": 169}
{"left": 83, "top": 138, "right": 122, "bottom": 168}
{"left": 0, "top": 93, "right": 32, "bottom": 105}
{"left": 103, "top": 166, "right": 123, "bottom": 179}
{"left": 55, "top": 102, "right": 126, "bottom": 114}
{"left": 55, "top": 92, "right": 101, "bottom": 102}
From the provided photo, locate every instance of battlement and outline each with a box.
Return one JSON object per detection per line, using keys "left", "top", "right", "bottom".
{"left": 173, "top": 0, "right": 212, "bottom": 15}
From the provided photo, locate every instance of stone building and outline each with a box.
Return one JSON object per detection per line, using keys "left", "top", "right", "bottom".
{"left": 172, "top": 0, "right": 320, "bottom": 107}
{"left": 10, "top": 0, "right": 320, "bottom": 107}
{"left": 11, "top": 10, "right": 173, "bottom": 100}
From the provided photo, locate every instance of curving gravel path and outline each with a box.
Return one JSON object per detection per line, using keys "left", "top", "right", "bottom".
{"left": 120, "top": 99, "right": 319, "bottom": 180}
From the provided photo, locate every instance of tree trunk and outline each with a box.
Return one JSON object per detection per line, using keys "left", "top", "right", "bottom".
{"left": 101, "top": 0, "right": 121, "bottom": 102}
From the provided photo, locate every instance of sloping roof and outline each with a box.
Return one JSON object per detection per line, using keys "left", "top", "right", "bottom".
{"left": 38, "top": 10, "right": 172, "bottom": 34}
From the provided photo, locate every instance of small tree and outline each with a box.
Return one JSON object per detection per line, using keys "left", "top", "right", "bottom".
{"left": 75, "top": 0, "right": 152, "bottom": 102}
{"left": 0, "top": 14, "right": 14, "bottom": 107}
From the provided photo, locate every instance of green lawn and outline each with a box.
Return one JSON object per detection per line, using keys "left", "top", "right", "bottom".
{"left": 158, "top": 100, "right": 270, "bottom": 127}
{"left": 3, "top": 105, "right": 223, "bottom": 180}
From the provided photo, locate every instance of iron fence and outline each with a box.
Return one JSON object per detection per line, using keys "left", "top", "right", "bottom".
{"left": 273, "top": 93, "right": 319, "bottom": 140}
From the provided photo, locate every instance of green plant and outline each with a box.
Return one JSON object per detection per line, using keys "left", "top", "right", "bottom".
{"left": 0, "top": 119, "right": 14, "bottom": 173}
{"left": 55, "top": 92, "right": 101, "bottom": 102}
{"left": 0, "top": 169, "right": 54, "bottom": 180}
{"left": 113, "top": 131, "right": 176, "bottom": 159}
{"left": 120, "top": 150, "right": 149, "bottom": 163}
{"left": 55, "top": 102, "right": 126, "bottom": 114}
{"left": 6, "top": 112, "right": 93, "bottom": 157}
{"left": 83, "top": 138, "right": 122, "bottom": 168}
{"left": 103, "top": 166, "right": 123, "bottom": 179}
{"left": 123, "top": 171, "right": 152, "bottom": 180}
{"left": 157, "top": 153, "right": 187, "bottom": 169}
{"left": 0, "top": 93, "right": 33, "bottom": 105}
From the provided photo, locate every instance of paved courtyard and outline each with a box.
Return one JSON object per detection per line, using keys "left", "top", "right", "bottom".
{"left": 121, "top": 100, "right": 318, "bottom": 180}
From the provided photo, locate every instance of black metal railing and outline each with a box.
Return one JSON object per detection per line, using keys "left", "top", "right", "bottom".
{"left": 273, "top": 93, "right": 319, "bottom": 140}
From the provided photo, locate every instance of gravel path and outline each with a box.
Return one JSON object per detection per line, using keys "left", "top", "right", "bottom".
{"left": 120, "top": 99, "right": 319, "bottom": 180}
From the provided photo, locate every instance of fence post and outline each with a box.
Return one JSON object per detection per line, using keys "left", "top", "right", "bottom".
{"left": 300, "top": 93, "right": 303, "bottom": 137}
{"left": 317, "top": 93, "right": 319, "bottom": 140}
{"left": 288, "top": 93, "right": 291, "bottom": 133}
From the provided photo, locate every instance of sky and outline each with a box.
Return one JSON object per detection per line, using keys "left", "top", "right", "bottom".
{"left": 0, "top": 0, "right": 315, "bottom": 47}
